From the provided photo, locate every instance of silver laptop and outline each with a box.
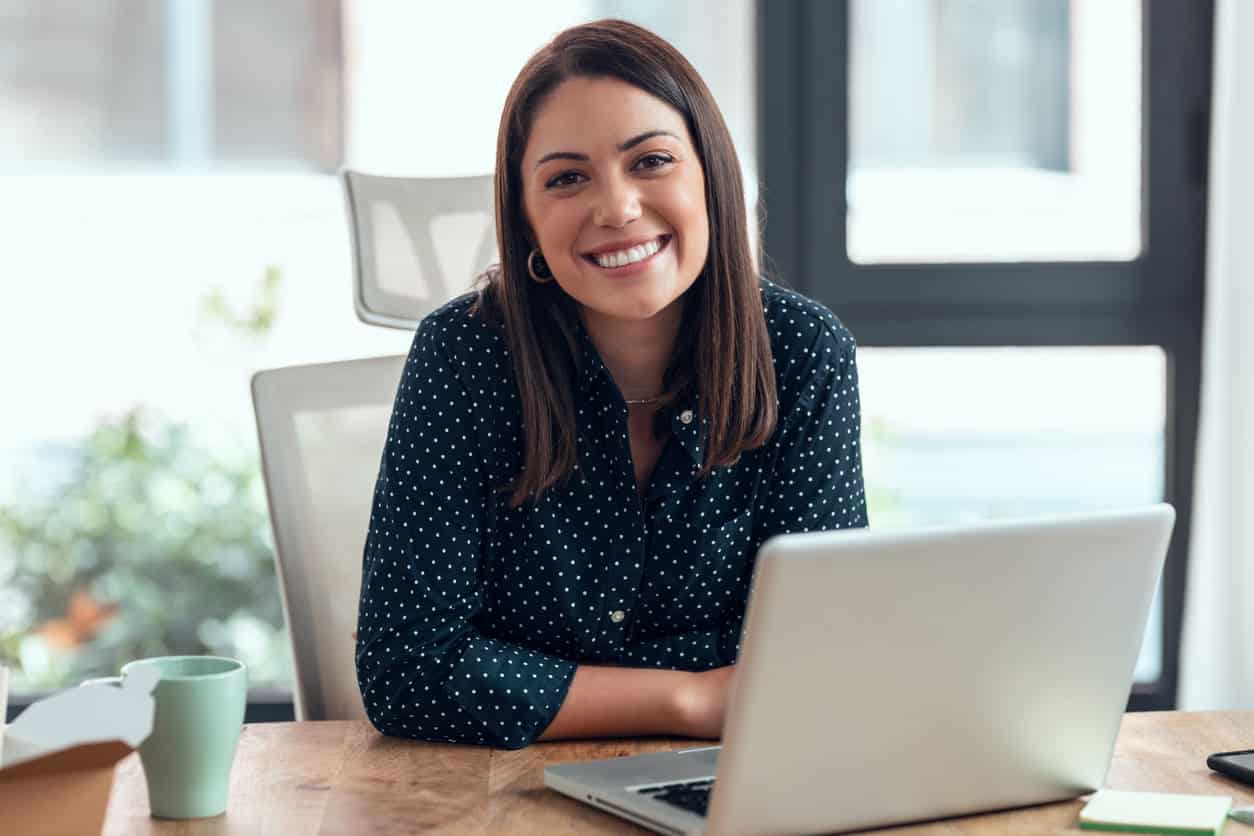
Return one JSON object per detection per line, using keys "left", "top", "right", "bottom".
{"left": 544, "top": 503, "right": 1175, "bottom": 836}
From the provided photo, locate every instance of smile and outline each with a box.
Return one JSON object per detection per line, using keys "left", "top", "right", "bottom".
{"left": 581, "top": 234, "right": 672, "bottom": 275}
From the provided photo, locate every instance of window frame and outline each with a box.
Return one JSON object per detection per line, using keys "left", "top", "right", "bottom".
{"left": 757, "top": 0, "right": 1213, "bottom": 710}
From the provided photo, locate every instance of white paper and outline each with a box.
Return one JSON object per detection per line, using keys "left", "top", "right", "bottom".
{"left": 1, "top": 665, "right": 158, "bottom": 769}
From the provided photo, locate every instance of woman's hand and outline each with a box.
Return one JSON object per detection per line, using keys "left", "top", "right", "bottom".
{"left": 673, "top": 665, "right": 739, "bottom": 740}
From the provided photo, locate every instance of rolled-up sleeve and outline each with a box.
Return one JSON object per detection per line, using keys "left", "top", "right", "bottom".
{"left": 355, "top": 318, "right": 577, "bottom": 750}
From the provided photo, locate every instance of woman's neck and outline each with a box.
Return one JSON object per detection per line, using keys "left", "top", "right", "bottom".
{"left": 579, "top": 299, "right": 684, "bottom": 400}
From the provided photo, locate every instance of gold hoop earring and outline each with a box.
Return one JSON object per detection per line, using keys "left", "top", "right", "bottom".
{"left": 528, "top": 248, "right": 554, "bottom": 283}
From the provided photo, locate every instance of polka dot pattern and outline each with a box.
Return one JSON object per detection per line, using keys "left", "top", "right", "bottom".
{"left": 356, "top": 277, "right": 868, "bottom": 749}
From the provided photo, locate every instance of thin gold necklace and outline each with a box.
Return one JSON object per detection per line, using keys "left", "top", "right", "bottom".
{"left": 624, "top": 396, "right": 662, "bottom": 405}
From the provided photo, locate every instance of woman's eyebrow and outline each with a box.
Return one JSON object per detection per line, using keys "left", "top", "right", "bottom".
{"left": 533, "top": 129, "right": 680, "bottom": 169}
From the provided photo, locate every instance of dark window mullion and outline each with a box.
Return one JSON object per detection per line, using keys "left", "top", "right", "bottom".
{"left": 800, "top": 0, "right": 847, "bottom": 302}
{"left": 1142, "top": 0, "right": 1212, "bottom": 301}
{"left": 757, "top": 0, "right": 805, "bottom": 294}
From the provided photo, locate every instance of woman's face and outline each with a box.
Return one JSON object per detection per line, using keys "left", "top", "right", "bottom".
{"left": 520, "top": 76, "right": 709, "bottom": 323}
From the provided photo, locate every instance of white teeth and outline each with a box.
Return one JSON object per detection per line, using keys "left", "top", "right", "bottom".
{"left": 593, "top": 236, "right": 664, "bottom": 268}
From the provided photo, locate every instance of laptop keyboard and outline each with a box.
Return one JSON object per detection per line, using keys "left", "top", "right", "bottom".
{"left": 637, "top": 778, "right": 714, "bottom": 817}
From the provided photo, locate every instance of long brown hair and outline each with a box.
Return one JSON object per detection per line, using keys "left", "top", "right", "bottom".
{"left": 469, "top": 18, "right": 777, "bottom": 510}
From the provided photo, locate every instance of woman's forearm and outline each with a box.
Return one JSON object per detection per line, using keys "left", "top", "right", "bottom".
{"left": 536, "top": 664, "right": 693, "bottom": 742}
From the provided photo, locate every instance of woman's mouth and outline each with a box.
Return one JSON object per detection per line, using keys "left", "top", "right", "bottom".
{"left": 581, "top": 234, "right": 672, "bottom": 277}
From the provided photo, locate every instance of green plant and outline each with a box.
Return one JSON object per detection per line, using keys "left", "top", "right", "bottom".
{"left": 0, "top": 406, "right": 291, "bottom": 691}
{"left": 0, "top": 264, "right": 293, "bottom": 693}
{"left": 198, "top": 264, "right": 284, "bottom": 341}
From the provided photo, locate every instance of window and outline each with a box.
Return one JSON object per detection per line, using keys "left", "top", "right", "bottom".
{"left": 848, "top": 0, "right": 1141, "bottom": 263}
{"left": 760, "top": 0, "right": 1211, "bottom": 709}
{"left": 2, "top": 0, "right": 342, "bottom": 171}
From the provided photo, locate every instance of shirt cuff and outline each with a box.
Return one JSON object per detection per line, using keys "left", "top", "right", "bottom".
{"left": 446, "top": 632, "right": 579, "bottom": 750}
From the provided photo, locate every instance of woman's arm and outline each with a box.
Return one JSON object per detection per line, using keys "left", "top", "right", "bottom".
{"left": 537, "top": 664, "right": 737, "bottom": 742}
{"left": 535, "top": 664, "right": 692, "bottom": 741}
{"left": 356, "top": 316, "right": 579, "bottom": 751}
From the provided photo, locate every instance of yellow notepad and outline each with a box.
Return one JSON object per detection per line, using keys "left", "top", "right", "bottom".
{"left": 1079, "top": 789, "right": 1232, "bottom": 835}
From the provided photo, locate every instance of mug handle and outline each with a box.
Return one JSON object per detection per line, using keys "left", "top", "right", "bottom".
{"left": 79, "top": 676, "right": 123, "bottom": 688}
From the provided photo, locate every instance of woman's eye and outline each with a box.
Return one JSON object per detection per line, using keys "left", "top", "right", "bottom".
{"left": 546, "top": 171, "right": 584, "bottom": 189}
{"left": 544, "top": 154, "right": 673, "bottom": 189}
{"left": 636, "top": 153, "right": 674, "bottom": 170}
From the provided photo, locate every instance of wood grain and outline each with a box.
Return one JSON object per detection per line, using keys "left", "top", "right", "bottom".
{"left": 101, "top": 711, "right": 1254, "bottom": 835}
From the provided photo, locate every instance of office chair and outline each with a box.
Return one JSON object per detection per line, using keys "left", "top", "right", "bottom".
{"left": 341, "top": 168, "right": 498, "bottom": 330}
{"left": 249, "top": 171, "right": 496, "bottom": 718}
{"left": 250, "top": 355, "right": 405, "bottom": 721}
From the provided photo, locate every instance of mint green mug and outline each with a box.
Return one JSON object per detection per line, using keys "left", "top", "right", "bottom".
{"left": 83, "top": 655, "right": 247, "bottom": 819}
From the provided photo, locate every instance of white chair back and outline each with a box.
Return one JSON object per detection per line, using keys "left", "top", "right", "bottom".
{"left": 251, "top": 355, "right": 406, "bottom": 721}
{"left": 341, "top": 168, "right": 497, "bottom": 330}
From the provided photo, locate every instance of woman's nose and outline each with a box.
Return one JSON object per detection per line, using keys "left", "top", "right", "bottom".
{"left": 592, "top": 175, "right": 642, "bottom": 227}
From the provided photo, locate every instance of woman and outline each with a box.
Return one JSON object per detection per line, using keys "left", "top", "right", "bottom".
{"left": 355, "top": 19, "right": 868, "bottom": 751}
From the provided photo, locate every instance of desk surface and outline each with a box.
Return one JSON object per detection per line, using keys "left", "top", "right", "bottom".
{"left": 103, "top": 711, "right": 1254, "bottom": 835}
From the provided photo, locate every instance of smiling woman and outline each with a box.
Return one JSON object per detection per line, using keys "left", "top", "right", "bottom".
{"left": 354, "top": 18, "right": 869, "bottom": 751}
{"left": 523, "top": 77, "right": 710, "bottom": 344}
{"left": 481, "top": 31, "right": 773, "bottom": 508}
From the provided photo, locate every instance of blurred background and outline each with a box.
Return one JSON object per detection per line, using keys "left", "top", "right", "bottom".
{"left": 2, "top": 0, "right": 1242, "bottom": 718}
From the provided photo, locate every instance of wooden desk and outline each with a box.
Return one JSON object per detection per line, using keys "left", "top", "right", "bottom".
{"left": 103, "top": 711, "right": 1254, "bottom": 835}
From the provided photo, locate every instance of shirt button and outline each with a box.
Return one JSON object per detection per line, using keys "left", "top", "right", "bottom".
{"left": 680, "top": 410, "right": 694, "bottom": 424}
{"left": 609, "top": 610, "right": 626, "bottom": 623}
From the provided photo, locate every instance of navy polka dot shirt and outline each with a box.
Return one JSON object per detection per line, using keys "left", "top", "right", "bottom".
{"left": 355, "top": 277, "right": 868, "bottom": 749}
